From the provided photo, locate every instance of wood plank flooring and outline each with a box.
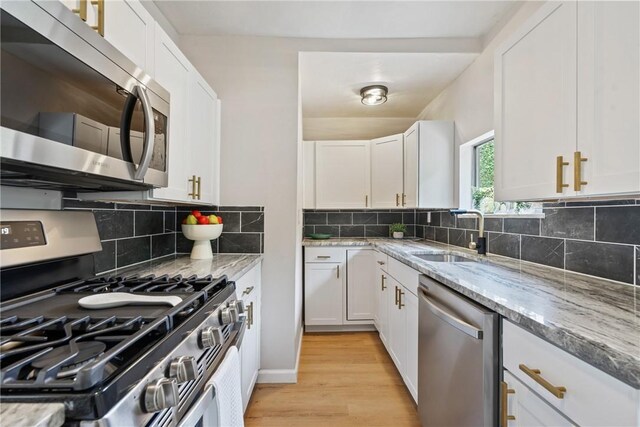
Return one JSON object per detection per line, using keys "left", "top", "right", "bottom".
{"left": 244, "top": 332, "right": 420, "bottom": 427}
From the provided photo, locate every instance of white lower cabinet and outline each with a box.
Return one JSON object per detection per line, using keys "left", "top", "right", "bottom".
{"left": 503, "top": 370, "right": 574, "bottom": 427}
{"left": 374, "top": 251, "right": 389, "bottom": 344}
{"left": 304, "top": 262, "right": 344, "bottom": 326}
{"left": 346, "top": 249, "right": 375, "bottom": 321}
{"left": 503, "top": 320, "right": 639, "bottom": 426}
{"left": 384, "top": 270, "right": 418, "bottom": 403}
{"left": 235, "top": 263, "right": 262, "bottom": 412}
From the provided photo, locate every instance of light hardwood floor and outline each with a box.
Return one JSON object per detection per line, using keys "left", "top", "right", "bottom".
{"left": 244, "top": 332, "right": 420, "bottom": 427}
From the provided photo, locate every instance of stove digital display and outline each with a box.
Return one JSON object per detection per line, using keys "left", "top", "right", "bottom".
{"left": 0, "top": 221, "right": 46, "bottom": 249}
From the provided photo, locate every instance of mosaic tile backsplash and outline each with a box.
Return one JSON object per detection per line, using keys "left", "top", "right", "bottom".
{"left": 304, "top": 200, "right": 640, "bottom": 285}
{"left": 63, "top": 198, "right": 264, "bottom": 274}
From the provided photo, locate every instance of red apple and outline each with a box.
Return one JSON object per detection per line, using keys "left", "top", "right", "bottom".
{"left": 197, "top": 215, "right": 210, "bottom": 225}
{"left": 191, "top": 210, "right": 202, "bottom": 218}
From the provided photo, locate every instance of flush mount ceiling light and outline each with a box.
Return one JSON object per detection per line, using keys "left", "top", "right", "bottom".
{"left": 360, "top": 85, "right": 388, "bottom": 106}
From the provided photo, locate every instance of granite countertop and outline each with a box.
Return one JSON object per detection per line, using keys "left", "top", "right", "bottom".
{"left": 110, "top": 254, "right": 263, "bottom": 282}
{"left": 0, "top": 403, "right": 65, "bottom": 427}
{"left": 303, "top": 237, "right": 640, "bottom": 389}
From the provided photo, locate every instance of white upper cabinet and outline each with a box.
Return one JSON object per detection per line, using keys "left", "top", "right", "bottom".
{"left": 495, "top": 1, "right": 640, "bottom": 201}
{"left": 411, "top": 121, "right": 455, "bottom": 209}
{"left": 104, "top": 0, "right": 155, "bottom": 73}
{"left": 371, "top": 134, "right": 404, "bottom": 208}
{"left": 151, "top": 23, "right": 191, "bottom": 202}
{"left": 495, "top": 1, "right": 578, "bottom": 201}
{"left": 576, "top": 1, "right": 640, "bottom": 197}
{"left": 315, "top": 141, "right": 371, "bottom": 209}
{"left": 189, "top": 68, "right": 221, "bottom": 205}
{"left": 403, "top": 125, "right": 419, "bottom": 208}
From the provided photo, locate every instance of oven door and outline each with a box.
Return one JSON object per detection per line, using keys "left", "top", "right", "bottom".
{"left": 0, "top": 1, "right": 169, "bottom": 191}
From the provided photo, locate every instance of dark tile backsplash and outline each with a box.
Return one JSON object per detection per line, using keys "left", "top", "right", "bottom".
{"left": 303, "top": 209, "right": 417, "bottom": 238}
{"left": 63, "top": 198, "right": 264, "bottom": 274}
{"left": 304, "top": 202, "right": 640, "bottom": 285}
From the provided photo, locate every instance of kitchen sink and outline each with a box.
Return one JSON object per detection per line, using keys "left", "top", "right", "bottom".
{"left": 412, "top": 253, "right": 476, "bottom": 263}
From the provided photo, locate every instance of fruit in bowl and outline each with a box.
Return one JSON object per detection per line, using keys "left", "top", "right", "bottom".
{"left": 181, "top": 210, "right": 224, "bottom": 259}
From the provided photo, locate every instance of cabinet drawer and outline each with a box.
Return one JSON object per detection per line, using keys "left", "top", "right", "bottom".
{"left": 374, "top": 250, "right": 388, "bottom": 271}
{"left": 235, "top": 263, "right": 261, "bottom": 301}
{"left": 503, "top": 320, "right": 639, "bottom": 426}
{"left": 305, "top": 247, "right": 347, "bottom": 263}
{"left": 387, "top": 257, "right": 420, "bottom": 296}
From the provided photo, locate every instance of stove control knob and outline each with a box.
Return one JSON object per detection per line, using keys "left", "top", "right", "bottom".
{"left": 220, "top": 306, "right": 239, "bottom": 325}
{"left": 143, "top": 378, "right": 178, "bottom": 413}
{"left": 200, "top": 326, "right": 224, "bottom": 349}
{"left": 229, "top": 300, "right": 245, "bottom": 315}
{"left": 169, "top": 356, "right": 197, "bottom": 383}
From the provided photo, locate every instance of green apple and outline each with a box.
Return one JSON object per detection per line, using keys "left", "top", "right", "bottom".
{"left": 208, "top": 215, "right": 219, "bottom": 224}
{"left": 185, "top": 214, "right": 198, "bottom": 225}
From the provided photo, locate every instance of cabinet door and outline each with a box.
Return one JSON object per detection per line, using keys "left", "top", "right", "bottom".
{"left": 576, "top": 1, "right": 640, "bottom": 197}
{"left": 315, "top": 141, "right": 370, "bottom": 209}
{"left": 104, "top": 0, "right": 154, "bottom": 73}
{"left": 346, "top": 249, "right": 375, "bottom": 321}
{"left": 189, "top": 69, "right": 220, "bottom": 204}
{"left": 403, "top": 125, "right": 418, "bottom": 208}
{"left": 404, "top": 290, "right": 418, "bottom": 402}
{"left": 304, "top": 263, "right": 344, "bottom": 325}
{"left": 371, "top": 134, "right": 404, "bottom": 208}
{"left": 495, "top": 2, "right": 578, "bottom": 201}
{"left": 503, "top": 370, "right": 575, "bottom": 427}
{"left": 303, "top": 141, "right": 316, "bottom": 209}
{"left": 387, "top": 276, "right": 406, "bottom": 374}
{"left": 151, "top": 24, "right": 191, "bottom": 202}
{"left": 378, "top": 271, "right": 390, "bottom": 347}
{"left": 240, "top": 291, "right": 257, "bottom": 411}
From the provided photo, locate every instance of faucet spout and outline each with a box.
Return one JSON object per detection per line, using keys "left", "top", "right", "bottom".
{"left": 449, "top": 209, "right": 486, "bottom": 255}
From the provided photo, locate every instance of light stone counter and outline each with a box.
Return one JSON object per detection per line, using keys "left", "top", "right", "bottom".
{"left": 303, "top": 237, "right": 640, "bottom": 389}
{"left": 0, "top": 403, "right": 64, "bottom": 427}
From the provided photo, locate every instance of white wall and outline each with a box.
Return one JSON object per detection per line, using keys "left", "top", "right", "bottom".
{"left": 418, "top": 1, "right": 544, "bottom": 204}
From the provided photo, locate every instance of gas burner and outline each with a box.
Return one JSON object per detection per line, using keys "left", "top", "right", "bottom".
{"left": 29, "top": 341, "right": 106, "bottom": 379}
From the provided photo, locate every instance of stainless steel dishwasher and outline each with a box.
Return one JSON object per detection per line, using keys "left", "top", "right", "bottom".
{"left": 418, "top": 275, "right": 499, "bottom": 427}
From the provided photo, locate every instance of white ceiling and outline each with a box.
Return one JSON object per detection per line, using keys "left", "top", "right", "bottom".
{"left": 300, "top": 52, "right": 478, "bottom": 119}
{"left": 154, "top": 1, "right": 517, "bottom": 39}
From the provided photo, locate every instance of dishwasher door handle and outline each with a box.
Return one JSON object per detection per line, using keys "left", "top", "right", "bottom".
{"left": 419, "top": 288, "right": 483, "bottom": 339}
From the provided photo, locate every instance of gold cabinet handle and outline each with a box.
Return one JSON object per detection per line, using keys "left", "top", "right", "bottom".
{"left": 519, "top": 364, "right": 567, "bottom": 399}
{"left": 394, "top": 286, "right": 399, "bottom": 306}
{"left": 381, "top": 275, "right": 386, "bottom": 291}
{"left": 365, "top": 195, "right": 368, "bottom": 207}
{"left": 316, "top": 255, "right": 331, "bottom": 259}
{"left": 398, "top": 289, "right": 405, "bottom": 310}
{"left": 72, "top": 0, "right": 88, "bottom": 21}
{"left": 242, "top": 286, "right": 254, "bottom": 296}
{"left": 196, "top": 176, "right": 202, "bottom": 200}
{"left": 556, "top": 156, "right": 570, "bottom": 193}
{"left": 573, "top": 151, "right": 588, "bottom": 191}
{"left": 90, "top": 0, "right": 104, "bottom": 36}
{"left": 395, "top": 193, "right": 400, "bottom": 206}
{"left": 376, "top": 260, "right": 385, "bottom": 265}
{"left": 402, "top": 193, "right": 406, "bottom": 207}
{"left": 501, "top": 381, "right": 516, "bottom": 427}
{"left": 336, "top": 265, "right": 340, "bottom": 279}
{"left": 188, "top": 175, "right": 197, "bottom": 199}
{"left": 247, "top": 301, "right": 254, "bottom": 329}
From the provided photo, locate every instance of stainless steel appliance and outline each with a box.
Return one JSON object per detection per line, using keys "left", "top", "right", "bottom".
{"left": 0, "top": 1, "right": 170, "bottom": 191}
{"left": 0, "top": 210, "right": 245, "bottom": 427}
{"left": 418, "top": 275, "right": 499, "bottom": 427}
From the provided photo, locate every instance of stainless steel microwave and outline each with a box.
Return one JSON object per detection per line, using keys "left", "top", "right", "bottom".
{"left": 0, "top": 1, "right": 170, "bottom": 191}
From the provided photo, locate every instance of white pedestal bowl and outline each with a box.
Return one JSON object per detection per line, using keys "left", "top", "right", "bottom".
{"left": 181, "top": 224, "right": 223, "bottom": 259}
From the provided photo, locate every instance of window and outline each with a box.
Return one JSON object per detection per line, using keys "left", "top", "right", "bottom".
{"left": 460, "top": 131, "right": 541, "bottom": 215}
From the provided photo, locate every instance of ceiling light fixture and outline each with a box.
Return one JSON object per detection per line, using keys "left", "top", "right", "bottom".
{"left": 360, "top": 85, "right": 388, "bottom": 106}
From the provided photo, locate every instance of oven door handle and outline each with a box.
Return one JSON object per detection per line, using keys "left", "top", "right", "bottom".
{"left": 177, "top": 383, "right": 215, "bottom": 427}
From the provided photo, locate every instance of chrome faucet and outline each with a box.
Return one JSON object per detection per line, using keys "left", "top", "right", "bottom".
{"left": 449, "top": 209, "right": 486, "bottom": 255}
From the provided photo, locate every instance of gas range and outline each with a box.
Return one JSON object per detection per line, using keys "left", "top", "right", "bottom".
{"left": 0, "top": 210, "right": 246, "bottom": 426}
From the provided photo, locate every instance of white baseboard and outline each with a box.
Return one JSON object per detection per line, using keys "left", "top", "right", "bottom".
{"left": 305, "top": 324, "right": 377, "bottom": 333}
{"left": 257, "top": 328, "right": 303, "bottom": 384}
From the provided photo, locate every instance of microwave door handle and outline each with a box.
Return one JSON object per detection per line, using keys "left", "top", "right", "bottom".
{"left": 133, "top": 85, "right": 155, "bottom": 180}
{"left": 419, "top": 288, "right": 483, "bottom": 339}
